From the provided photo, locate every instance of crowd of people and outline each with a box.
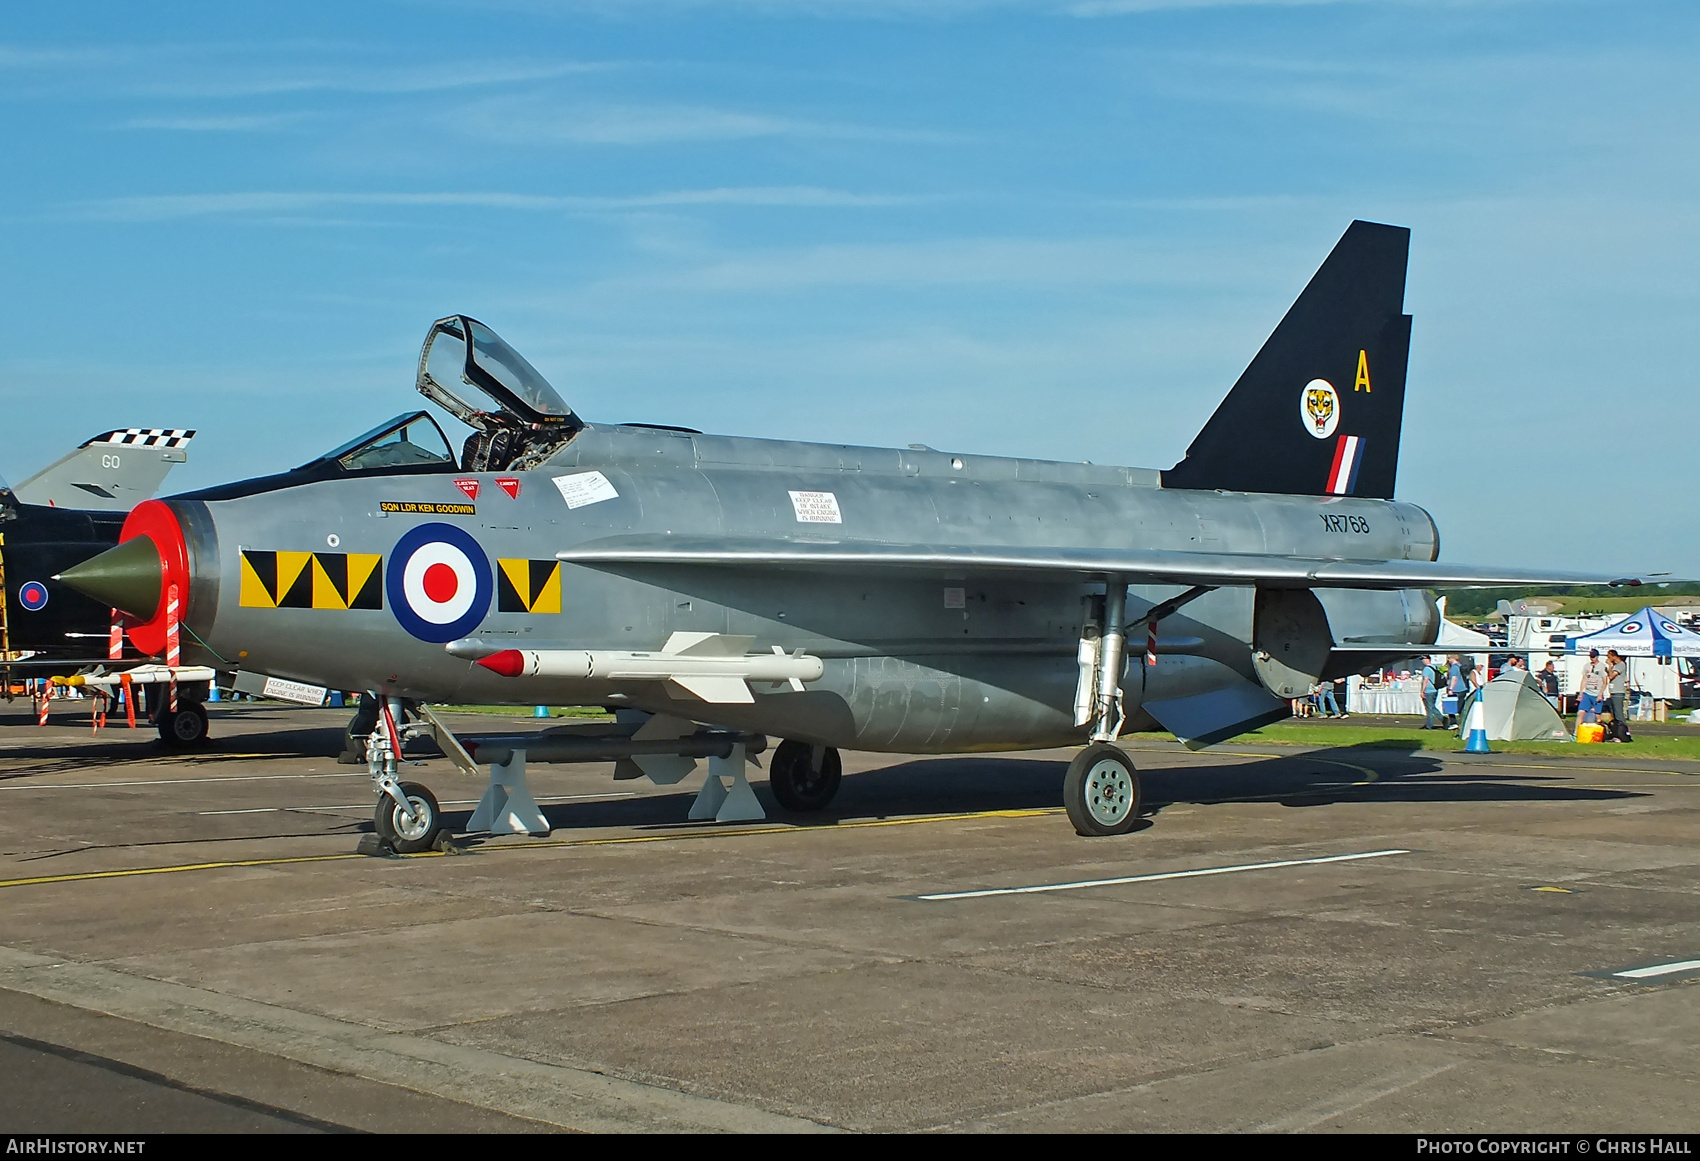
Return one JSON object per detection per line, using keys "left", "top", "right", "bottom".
{"left": 1403, "top": 648, "right": 1631, "bottom": 738}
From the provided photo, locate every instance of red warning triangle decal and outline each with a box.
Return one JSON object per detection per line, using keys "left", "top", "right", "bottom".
{"left": 453, "top": 478, "right": 481, "bottom": 501}
{"left": 495, "top": 477, "right": 521, "bottom": 499}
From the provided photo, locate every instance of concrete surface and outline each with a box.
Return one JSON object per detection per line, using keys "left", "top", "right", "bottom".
{"left": 0, "top": 702, "right": 1695, "bottom": 1132}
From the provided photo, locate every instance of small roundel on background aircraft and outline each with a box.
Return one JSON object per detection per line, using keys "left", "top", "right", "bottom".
{"left": 386, "top": 522, "right": 493, "bottom": 643}
{"left": 18, "top": 581, "right": 49, "bottom": 611}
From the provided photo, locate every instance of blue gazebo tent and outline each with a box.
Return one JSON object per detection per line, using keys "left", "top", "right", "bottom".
{"left": 1566, "top": 608, "right": 1700, "bottom": 657}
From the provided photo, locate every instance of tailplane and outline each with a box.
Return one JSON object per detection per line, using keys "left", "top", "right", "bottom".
{"left": 12, "top": 429, "right": 195, "bottom": 511}
{"left": 1161, "top": 220, "right": 1411, "bottom": 499}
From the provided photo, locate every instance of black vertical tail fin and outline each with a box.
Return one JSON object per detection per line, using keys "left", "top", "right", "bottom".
{"left": 1160, "top": 220, "right": 1411, "bottom": 500}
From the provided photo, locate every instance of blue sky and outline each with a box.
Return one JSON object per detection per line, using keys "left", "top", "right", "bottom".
{"left": 1, "top": 1, "right": 1695, "bottom": 574}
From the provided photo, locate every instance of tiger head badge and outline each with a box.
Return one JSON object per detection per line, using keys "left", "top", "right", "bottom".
{"left": 1301, "top": 378, "right": 1339, "bottom": 440}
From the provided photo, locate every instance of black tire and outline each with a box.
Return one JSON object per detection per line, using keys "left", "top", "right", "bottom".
{"left": 373, "top": 782, "right": 442, "bottom": 854}
{"left": 768, "top": 740, "right": 842, "bottom": 812}
{"left": 158, "top": 704, "right": 210, "bottom": 748}
{"left": 1064, "top": 743, "right": 1141, "bottom": 836}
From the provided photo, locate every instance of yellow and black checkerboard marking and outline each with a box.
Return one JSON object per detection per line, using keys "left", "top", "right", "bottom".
{"left": 239, "top": 551, "right": 382, "bottom": 610}
{"left": 497, "top": 558, "right": 562, "bottom": 614}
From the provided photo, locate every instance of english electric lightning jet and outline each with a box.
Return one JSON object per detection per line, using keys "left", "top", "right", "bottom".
{"left": 58, "top": 222, "right": 1656, "bottom": 850}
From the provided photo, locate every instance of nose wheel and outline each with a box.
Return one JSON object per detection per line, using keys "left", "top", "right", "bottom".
{"left": 373, "top": 781, "right": 442, "bottom": 853}
{"left": 1064, "top": 742, "right": 1142, "bottom": 836}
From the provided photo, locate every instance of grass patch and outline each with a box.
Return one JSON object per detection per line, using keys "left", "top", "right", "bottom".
{"left": 1223, "top": 720, "right": 1700, "bottom": 759}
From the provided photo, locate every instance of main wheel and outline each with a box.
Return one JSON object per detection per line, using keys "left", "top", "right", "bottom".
{"left": 1064, "top": 743, "right": 1142, "bottom": 836}
{"left": 158, "top": 704, "right": 210, "bottom": 748}
{"left": 373, "top": 782, "right": 442, "bottom": 854}
{"left": 768, "top": 740, "right": 842, "bottom": 812}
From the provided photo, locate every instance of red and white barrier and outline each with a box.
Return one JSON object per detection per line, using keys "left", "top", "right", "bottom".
{"left": 165, "top": 583, "right": 180, "bottom": 713}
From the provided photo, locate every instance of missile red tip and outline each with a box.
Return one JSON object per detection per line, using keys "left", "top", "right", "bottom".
{"left": 476, "top": 650, "right": 524, "bottom": 677}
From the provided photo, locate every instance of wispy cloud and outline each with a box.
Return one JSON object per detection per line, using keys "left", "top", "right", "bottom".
{"left": 446, "top": 97, "right": 952, "bottom": 145}
{"left": 575, "top": 235, "right": 1273, "bottom": 294}
{"left": 0, "top": 43, "right": 610, "bottom": 98}
{"left": 73, "top": 186, "right": 921, "bottom": 222}
{"left": 473, "top": 0, "right": 1431, "bottom": 16}
{"left": 145, "top": 58, "right": 609, "bottom": 99}
{"left": 1067, "top": 0, "right": 1356, "bottom": 14}
{"left": 119, "top": 113, "right": 313, "bottom": 132}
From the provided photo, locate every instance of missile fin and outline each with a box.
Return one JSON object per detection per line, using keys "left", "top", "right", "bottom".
{"left": 666, "top": 675, "right": 755, "bottom": 704}
{"left": 663, "top": 632, "right": 757, "bottom": 657}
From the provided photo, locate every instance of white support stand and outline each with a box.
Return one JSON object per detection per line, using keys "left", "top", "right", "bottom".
{"left": 688, "top": 743, "right": 765, "bottom": 823}
{"left": 467, "top": 749, "right": 551, "bottom": 837}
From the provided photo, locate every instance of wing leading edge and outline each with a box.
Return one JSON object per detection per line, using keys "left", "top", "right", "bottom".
{"left": 556, "top": 535, "right": 1656, "bottom": 591}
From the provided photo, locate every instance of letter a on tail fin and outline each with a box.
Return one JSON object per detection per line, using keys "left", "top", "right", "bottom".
{"left": 1161, "top": 221, "right": 1411, "bottom": 500}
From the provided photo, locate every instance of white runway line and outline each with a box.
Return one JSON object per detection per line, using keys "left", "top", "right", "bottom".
{"left": 1613, "top": 958, "right": 1700, "bottom": 979}
{"left": 915, "top": 848, "right": 1412, "bottom": 901}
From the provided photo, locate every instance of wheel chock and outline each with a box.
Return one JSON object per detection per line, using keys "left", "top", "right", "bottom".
{"left": 356, "top": 833, "right": 397, "bottom": 858}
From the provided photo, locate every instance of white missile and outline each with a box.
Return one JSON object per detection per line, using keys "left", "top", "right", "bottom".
{"left": 54, "top": 664, "right": 218, "bottom": 688}
{"left": 472, "top": 632, "right": 823, "bottom": 705}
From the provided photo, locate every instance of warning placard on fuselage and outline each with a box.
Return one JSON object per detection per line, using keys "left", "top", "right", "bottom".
{"left": 788, "top": 490, "right": 842, "bottom": 524}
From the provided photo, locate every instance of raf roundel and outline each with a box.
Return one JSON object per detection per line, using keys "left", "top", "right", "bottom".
{"left": 386, "top": 522, "right": 493, "bottom": 643}
{"left": 18, "top": 581, "right": 49, "bottom": 612}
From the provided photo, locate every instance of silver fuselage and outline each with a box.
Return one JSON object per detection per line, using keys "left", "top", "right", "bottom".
{"left": 173, "top": 424, "right": 1440, "bottom": 752}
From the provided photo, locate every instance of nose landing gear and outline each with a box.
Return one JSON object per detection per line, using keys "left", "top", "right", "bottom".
{"left": 364, "top": 698, "right": 444, "bottom": 854}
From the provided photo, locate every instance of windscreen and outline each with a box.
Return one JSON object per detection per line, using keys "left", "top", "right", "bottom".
{"left": 311, "top": 413, "right": 456, "bottom": 473}
{"left": 465, "top": 319, "right": 575, "bottom": 419}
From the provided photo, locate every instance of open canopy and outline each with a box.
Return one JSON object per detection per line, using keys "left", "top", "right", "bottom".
{"left": 1567, "top": 607, "right": 1700, "bottom": 657}
{"left": 416, "top": 315, "right": 579, "bottom": 429}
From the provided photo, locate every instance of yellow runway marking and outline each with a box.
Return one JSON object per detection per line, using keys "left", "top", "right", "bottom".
{"left": 0, "top": 852, "right": 367, "bottom": 890}
{"left": 0, "top": 807, "right": 1058, "bottom": 891}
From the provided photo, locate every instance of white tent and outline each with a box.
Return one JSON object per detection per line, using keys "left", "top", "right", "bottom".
{"left": 1460, "top": 673, "right": 1570, "bottom": 741}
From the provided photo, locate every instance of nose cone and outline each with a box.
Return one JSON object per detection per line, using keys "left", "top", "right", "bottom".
{"left": 56, "top": 535, "right": 163, "bottom": 620}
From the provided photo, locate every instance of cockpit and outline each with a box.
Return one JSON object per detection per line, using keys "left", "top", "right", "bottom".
{"left": 173, "top": 318, "right": 593, "bottom": 503}
{"left": 291, "top": 316, "right": 583, "bottom": 481}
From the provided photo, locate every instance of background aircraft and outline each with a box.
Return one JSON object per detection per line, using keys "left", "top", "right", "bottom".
{"left": 59, "top": 223, "right": 1656, "bottom": 850}
{"left": 1, "top": 430, "right": 195, "bottom": 712}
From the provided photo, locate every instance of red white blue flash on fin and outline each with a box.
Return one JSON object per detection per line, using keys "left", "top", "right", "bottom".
{"left": 1326, "top": 435, "right": 1365, "bottom": 495}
